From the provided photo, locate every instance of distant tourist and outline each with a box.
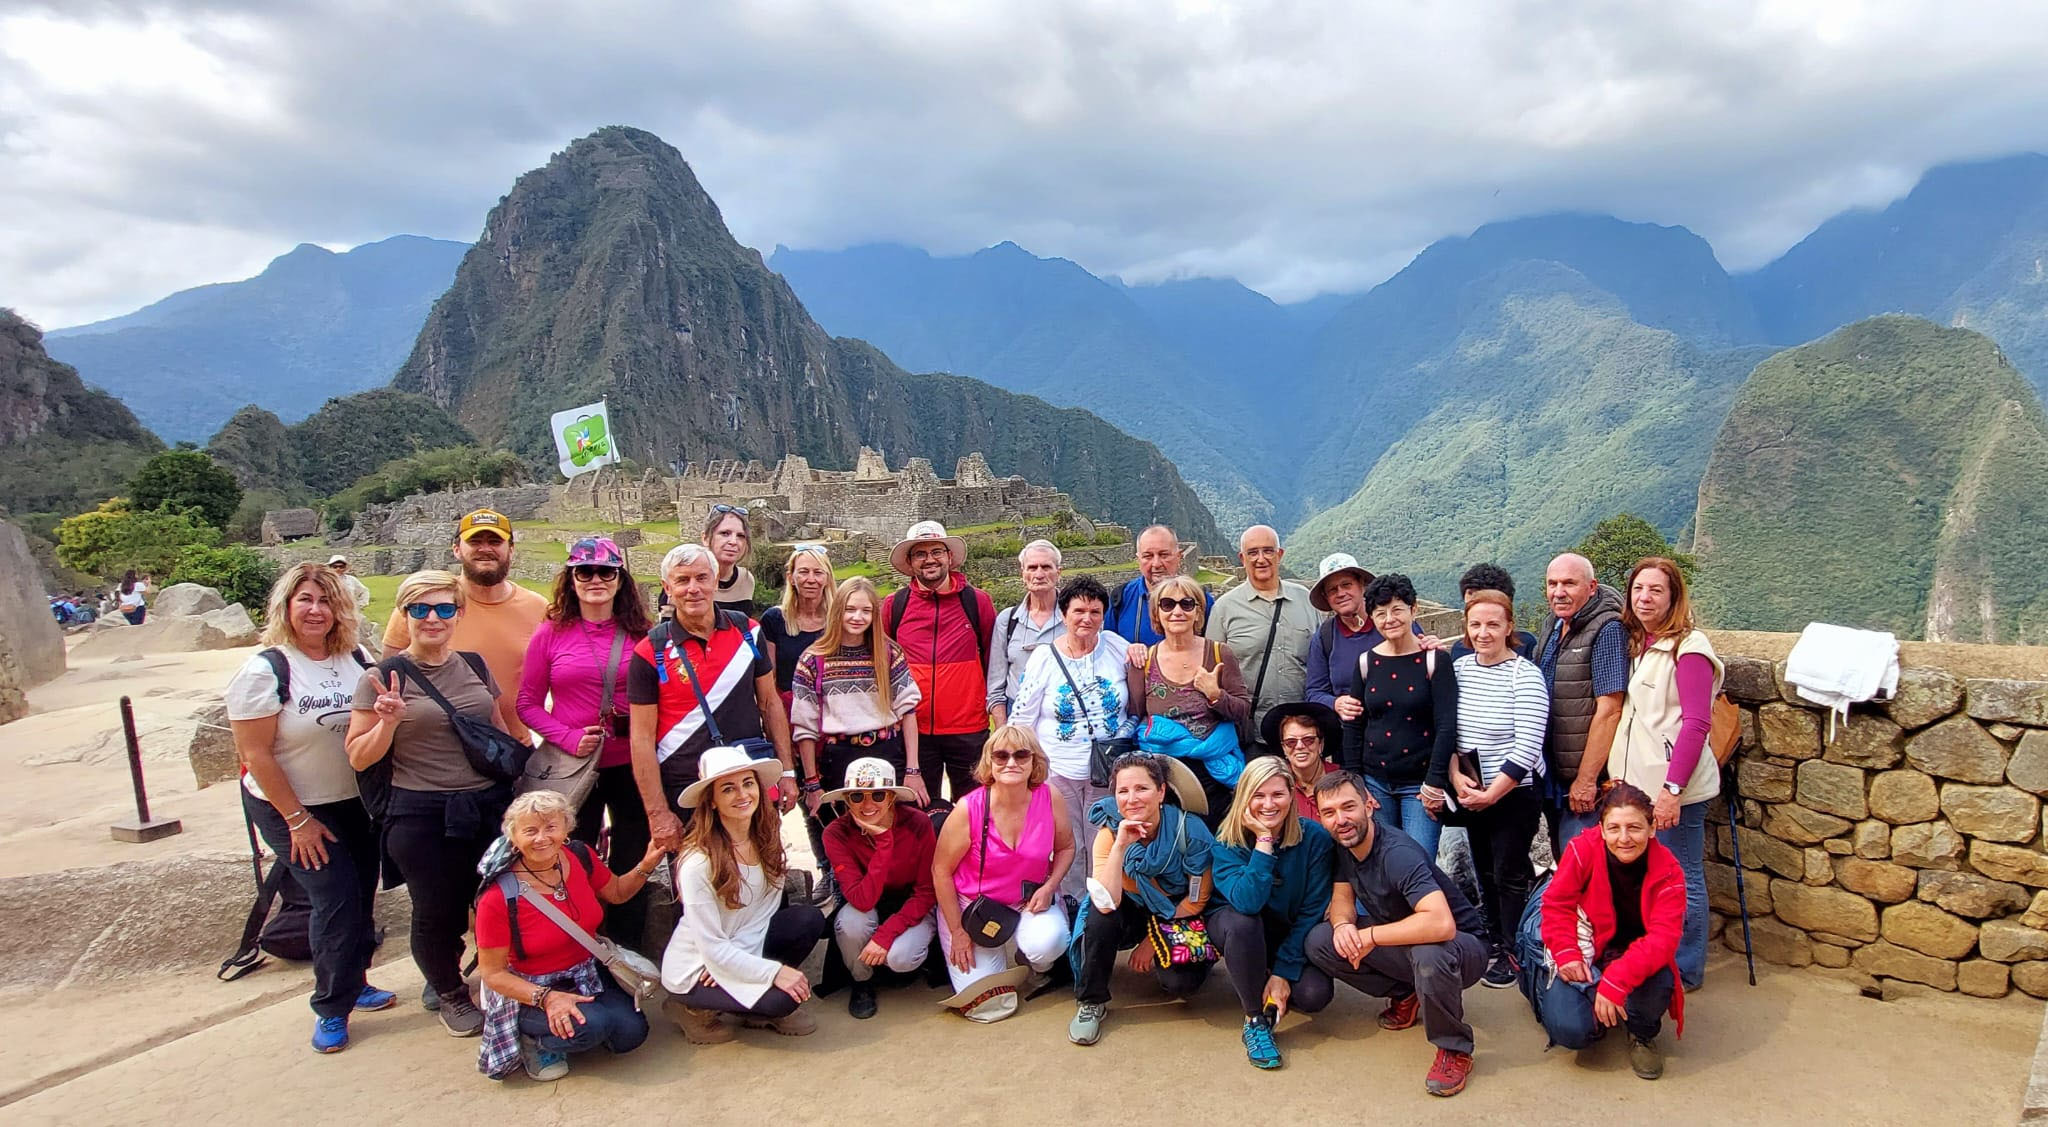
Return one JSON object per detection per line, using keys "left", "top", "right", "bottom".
{"left": 116, "top": 569, "right": 148, "bottom": 625}
{"left": 1109, "top": 525, "right": 1209, "bottom": 647}
{"left": 880, "top": 521, "right": 996, "bottom": 802}
{"left": 1205, "top": 525, "right": 1316, "bottom": 753}
{"left": 381, "top": 508, "right": 548, "bottom": 744}
{"left": 791, "top": 575, "right": 925, "bottom": 806}
{"left": 327, "top": 554, "right": 373, "bottom": 613}
{"left": 225, "top": 562, "right": 390, "bottom": 1054}
{"left": 1446, "top": 588, "right": 1549, "bottom": 989}
{"left": 986, "top": 539, "right": 1065, "bottom": 727}
{"left": 1209, "top": 756, "right": 1338, "bottom": 1070}
{"left": 1260, "top": 701, "right": 1341, "bottom": 819}
{"left": 1533, "top": 781, "right": 1686, "bottom": 1080}
{"left": 346, "top": 569, "right": 521, "bottom": 1037}
{"left": 1069, "top": 752, "right": 1216, "bottom": 1048}
{"left": 760, "top": 543, "right": 833, "bottom": 715}
{"left": 474, "top": 791, "right": 661, "bottom": 1080}
{"left": 659, "top": 748, "right": 828, "bottom": 1040}
{"left": 702, "top": 503, "right": 758, "bottom": 617}
{"left": 1340, "top": 573, "right": 1458, "bottom": 861}
{"left": 1129, "top": 573, "right": 1249, "bottom": 821}
{"left": 517, "top": 537, "right": 655, "bottom": 950}
{"left": 1008, "top": 575, "right": 1136, "bottom": 904}
{"left": 819, "top": 757, "right": 938, "bottom": 1020}
{"left": 1530, "top": 552, "right": 1627, "bottom": 853}
{"left": 1307, "top": 772, "right": 1489, "bottom": 1098}
{"left": 1609, "top": 557, "right": 1722, "bottom": 992}
{"left": 1446, "top": 563, "right": 1537, "bottom": 658}
{"left": 931, "top": 727, "right": 1075, "bottom": 1023}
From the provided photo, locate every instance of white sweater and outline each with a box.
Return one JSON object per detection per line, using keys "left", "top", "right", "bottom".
{"left": 660, "top": 851, "right": 784, "bottom": 1006}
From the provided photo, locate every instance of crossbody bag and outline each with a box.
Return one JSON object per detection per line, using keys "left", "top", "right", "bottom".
{"left": 516, "top": 627, "right": 627, "bottom": 806}
{"left": 1051, "top": 645, "right": 1137, "bottom": 787}
{"left": 1141, "top": 812, "right": 1217, "bottom": 966}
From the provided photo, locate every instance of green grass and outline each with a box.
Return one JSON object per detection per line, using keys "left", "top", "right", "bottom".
{"left": 835, "top": 561, "right": 880, "bottom": 580}
{"left": 949, "top": 516, "right": 1058, "bottom": 536}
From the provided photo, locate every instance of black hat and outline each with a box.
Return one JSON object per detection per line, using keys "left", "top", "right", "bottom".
{"left": 1260, "top": 701, "right": 1341, "bottom": 755}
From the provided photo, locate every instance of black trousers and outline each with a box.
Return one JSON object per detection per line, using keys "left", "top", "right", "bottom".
{"left": 1076, "top": 898, "right": 1212, "bottom": 1005}
{"left": 574, "top": 763, "right": 653, "bottom": 953}
{"left": 919, "top": 731, "right": 985, "bottom": 806}
{"left": 1208, "top": 905, "right": 1334, "bottom": 1017}
{"left": 245, "top": 790, "right": 379, "bottom": 1019}
{"left": 1467, "top": 784, "right": 1542, "bottom": 951}
{"left": 672, "top": 905, "right": 828, "bottom": 1017}
{"left": 383, "top": 786, "right": 508, "bottom": 998}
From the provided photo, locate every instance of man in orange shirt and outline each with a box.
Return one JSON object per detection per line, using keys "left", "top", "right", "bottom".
{"left": 382, "top": 508, "right": 548, "bottom": 743}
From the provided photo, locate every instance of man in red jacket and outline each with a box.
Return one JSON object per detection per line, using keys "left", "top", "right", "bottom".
{"left": 883, "top": 521, "right": 996, "bottom": 803}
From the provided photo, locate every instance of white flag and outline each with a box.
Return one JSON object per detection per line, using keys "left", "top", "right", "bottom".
{"left": 550, "top": 400, "right": 621, "bottom": 479}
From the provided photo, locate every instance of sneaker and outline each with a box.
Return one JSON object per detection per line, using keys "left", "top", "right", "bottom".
{"left": 354, "top": 984, "right": 398, "bottom": 1011}
{"left": 1629, "top": 1036, "right": 1665, "bottom": 1080}
{"left": 1481, "top": 951, "right": 1519, "bottom": 989}
{"left": 849, "top": 982, "right": 878, "bottom": 1020}
{"left": 421, "top": 983, "right": 441, "bottom": 1012}
{"left": 311, "top": 1015, "right": 349, "bottom": 1054}
{"left": 1069, "top": 1001, "right": 1107, "bottom": 1045}
{"left": 663, "top": 999, "right": 736, "bottom": 1044}
{"left": 519, "top": 1036, "right": 569, "bottom": 1081}
{"left": 1241, "top": 1013, "right": 1282, "bottom": 1070}
{"left": 1425, "top": 1048, "right": 1473, "bottom": 1097}
{"left": 1377, "top": 992, "right": 1421, "bottom": 1031}
{"left": 741, "top": 1005, "right": 817, "bottom": 1036}
{"left": 437, "top": 991, "right": 484, "bottom": 1037}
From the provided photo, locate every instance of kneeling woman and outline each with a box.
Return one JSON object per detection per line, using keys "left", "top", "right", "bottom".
{"left": 660, "top": 748, "right": 829, "bottom": 1040}
{"left": 475, "top": 791, "right": 664, "bottom": 1081}
{"left": 822, "top": 757, "right": 938, "bottom": 1019}
{"left": 1210, "top": 756, "right": 1338, "bottom": 1069}
{"left": 1070, "top": 753, "right": 1216, "bottom": 1047}
{"left": 1536, "top": 782, "right": 1686, "bottom": 1080}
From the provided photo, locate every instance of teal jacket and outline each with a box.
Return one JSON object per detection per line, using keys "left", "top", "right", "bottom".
{"left": 1208, "top": 817, "right": 1336, "bottom": 980}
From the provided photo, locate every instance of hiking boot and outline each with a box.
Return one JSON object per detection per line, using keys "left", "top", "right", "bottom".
{"left": 663, "top": 999, "right": 735, "bottom": 1044}
{"left": 742, "top": 1005, "right": 817, "bottom": 1036}
{"left": 311, "top": 1015, "right": 349, "bottom": 1054}
{"left": 1377, "top": 992, "right": 1421, "bottom": 1031}
{"left": 1629, "top": 1036, "right": 1665, "bottom": 1080}
{"left": 1481, "top": 951, "right": 1518, "bottom": 989}
{"left": 519, "top": 1036, "right": 569, "bottom": 1081}
{"left": 354, "top": 984, "right": 398, "bottom": 1011}
{"left": 436, "top": 990, "right": 484, "bottom": 1037}
{"left": 1425, "top": 1048, "right": 1473, "bottom": 1097}
{"left": 1241, "top": 1013, "right": 1282, "bottom": 1070}
{"left": 1069, "top": 1001, "right": 1107, "bottom": 1045}
{"left": 421, "top": 983, "right": 441, "bottom": 1011}
{"left": 849, "top": 982, "right": 878, "bottom": 1020}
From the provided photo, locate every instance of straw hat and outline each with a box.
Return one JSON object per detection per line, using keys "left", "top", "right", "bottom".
{"left": 677, "top": 746, "right": 783, "bottom": 809}
{"left": 889, "top": 520, "right": 967, "bottom": 576}
{"left": 819, "top": 756, "right": 916, "bottom": 804}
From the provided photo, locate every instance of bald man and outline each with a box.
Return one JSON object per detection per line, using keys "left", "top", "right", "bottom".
{"left": 1529, "top": 553, "right": 1626, "bottom": 853}
{"left": 1109, "top": 524, "right": 1210, "bottom": 646}
{"left": 1205, "top": 525, "right": 1315, "bottom": 751}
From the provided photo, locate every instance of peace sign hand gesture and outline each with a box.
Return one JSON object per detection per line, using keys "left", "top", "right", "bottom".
{"left": 372, "top": 671, "right": 405, "bottom": 722}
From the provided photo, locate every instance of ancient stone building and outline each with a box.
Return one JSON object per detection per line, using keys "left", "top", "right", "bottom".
{"left": 258, "top": 508, "right": 320, "bottom": 545}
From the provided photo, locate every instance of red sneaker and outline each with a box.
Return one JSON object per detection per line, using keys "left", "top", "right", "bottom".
{"left": 1377, "top": 993, "right": 1420, "bottom": 1031}
{"left": 1425, "top": 1048, "right": 1473, "bottom": 1097}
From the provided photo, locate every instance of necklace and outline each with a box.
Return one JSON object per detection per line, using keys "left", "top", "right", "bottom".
{"left": 520, "top": 860, "right": 570, "bottom": 902}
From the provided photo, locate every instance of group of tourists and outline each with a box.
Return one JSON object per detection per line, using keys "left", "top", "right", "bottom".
{"left": 224, "top": 504, "right": 1720, "bottom": 1096}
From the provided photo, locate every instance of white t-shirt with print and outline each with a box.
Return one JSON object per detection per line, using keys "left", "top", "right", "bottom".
{"left": 1010, "top": 631, "right": 1139, "bottom": 780}
{"left": 224, "top": 646, "right": 364, "bottom": 806}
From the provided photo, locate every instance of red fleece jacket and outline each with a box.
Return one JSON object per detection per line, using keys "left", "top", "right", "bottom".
{"left": 885, "top": 573, "right": 996, "bottom": 736}
{"left": 1541, "top": 829, "right": 1688, "bottom": 1036}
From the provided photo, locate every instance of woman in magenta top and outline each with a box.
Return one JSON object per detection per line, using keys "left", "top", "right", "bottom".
{"left": 930, "top": 726, "right": 1076, "bottom": 1022}
{"left": 518, "top": 537, "right": 655, "bottom": 948}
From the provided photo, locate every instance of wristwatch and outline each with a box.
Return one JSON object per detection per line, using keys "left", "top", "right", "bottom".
{"left": 1662, "top": 781, "right": 1683, "bottom": 796}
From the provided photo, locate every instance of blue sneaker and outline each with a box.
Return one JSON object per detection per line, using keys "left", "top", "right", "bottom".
{"left": 312, "top": 1015, "right": 349, "bottom": 1054}
{"left": 520, "top": 1036, "right": 569, "bottom": 1081}
{"left": 355, "top": 984, "right": 398, "bottom": 1011}
{"left": 1242, "top": 1014, "right": 1282, "bottom": 1070}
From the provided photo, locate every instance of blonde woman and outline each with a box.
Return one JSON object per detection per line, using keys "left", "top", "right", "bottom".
{"left": 1129, "top": 573, "right": 1250, "bottom": 819}
{"left": 792, "top": 576, "right": 926, "bottom": 811}
{"left": 225, "top": 562, "right": 388, "bottom": 1054}
{"left": 761, "top": 543, "right": 833, "bottom": 714}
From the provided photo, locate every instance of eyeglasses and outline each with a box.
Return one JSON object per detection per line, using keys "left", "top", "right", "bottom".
{"left": 843, "top": 790, "right": 893, "bottom": 803}
{"left": 990, "top": 750, "right": 1036, "bottom": 764}
{"left": 572, "top": 565, "right": 621, "bottom": 582}
{"left": 1280, "top": 736, "right": 1322, "bottom": 750}
{"left": 403, "top": 602, "right": 459, "bottom": 620}
{"left": 711, "top": 503, "right": 749, "bottom": 517}
{"left": 1156, "top": 597, "right": 1201, "bottom": 612}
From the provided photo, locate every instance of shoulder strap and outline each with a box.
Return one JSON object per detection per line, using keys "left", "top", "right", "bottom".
{"left": 1425, "top": 647, "right": 1436, "bottom": 678}
{"left": 1005, "top": 605, "right": 1020, "bottom": 638}
{"left": 219, "top": 859, "right": 292, "bottom": 980}
{"left": 350, "top": 646, "right": 374, "bottom": 670}
{"left": 887, "top": 590, "right": 911, "bottom": 638}
{"left": 458, "top": 650, "right": 491, "bottom": 686}
{"left": 1246, "top": 598, "right": 1283, "bottom": 719}
{"left": 958, "top": 586, "right": 985, "bottom": 660}
{"left": 599, "top": 628, "right": 627, "bottom": 719}
{"left": 259, "top": 647, "right": 291, "bottom": 705}
{"left": 721, "top": 610, "right": 764, "bottom": 665}
{"left": 1048, "top": 647, "right": 1103, "bottom": 739}
{"left": 667, "top": 634, "right": 728, "bottom": 747}
{"left": 495, "top": 872, "right": 527, "bottom": 961}
{"left": 565, "top": 840, "right": 596, "bottom": 874}
{"left": 1318, "top": 618, "right": 1337, "bottom": 666}
{"left": 513, "top": 876, "right": 615, "bottom": 965}
{"left": 389, "top": 655, "right": 465, "bottom": 721}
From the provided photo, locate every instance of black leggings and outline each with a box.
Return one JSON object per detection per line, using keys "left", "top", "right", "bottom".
{"left": 1468, "top": 784, "right": 1542, "bottom": 950}
{"left": 1207, "top": 905, "right": 1334, "bottom": 1017}
{"left": 1076, "top": 898, "right": 1212, "bottom": 1005}
{"left": 384, "top": 793, "right": 503, "bottom": 998}
{"left": 575, "top": 763, "right": 653, "bottom": 952}
{"left": 671, "top": 905, "right": 828, "bottom": 1017}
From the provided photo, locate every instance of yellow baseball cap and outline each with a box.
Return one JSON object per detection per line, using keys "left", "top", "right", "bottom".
{"left": 457, "top": 508, "right": 512, "bottom": 541}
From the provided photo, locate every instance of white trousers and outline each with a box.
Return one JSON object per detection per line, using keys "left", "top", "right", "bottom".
{"left": 834, "top": 906, "right": 938, "bottom": 982}
{"left": 936, "top": 895, "right": 1071, "bottom": 992}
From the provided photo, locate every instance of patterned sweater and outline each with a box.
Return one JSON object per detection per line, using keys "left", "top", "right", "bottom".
{"left": 789, "top": 642, "right": 922, "bottom": 744}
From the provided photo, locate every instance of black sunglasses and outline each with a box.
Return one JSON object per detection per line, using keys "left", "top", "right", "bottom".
{"left": 572, "top": 565, "right": 620, "bottom": 582}
{"left": 842, "top": 789, "right": 893, "bottom": 803}
{"left": 1157, "top": 597, "right": 1201, "bottom": 612}
{"left": 989, "top": 749, "right": 1036, "bottom": 764}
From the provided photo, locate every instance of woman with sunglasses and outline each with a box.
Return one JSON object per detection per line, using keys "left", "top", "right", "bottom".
{"left": 703, "top": 504, "right": 757, "bottom": 617}
{"left": 1128, "top": 574, "right": 1249, "bottom": 823}
{"left": 517, "top": 537, "right": 656, "bottom": 949}
{"left": 346, "top": 570, "right": 521, "bottom": 1037}
{"left": 792, "top": 576, "right": 927, "bottom": 810}
{"left": 820, "top": 757, "right": 937, "bottom": 1019}
{"left": 932, "top": 726, "right": 1076, "bottom": 1023}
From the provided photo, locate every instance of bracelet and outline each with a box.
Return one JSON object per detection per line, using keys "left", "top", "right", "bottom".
{"left": 285, "top": 810, "right": 311, "bottom": 829}
{"left": 800, "top": 781, "right": 823, "bottom": 794}
{"left": 803, "top": 775, "right": 822, "bottom": 785}
{"left": 780, "top": 769, "right": 797, "bottom": 778}
{"left": 532, "top": 985, "right": 551, "bottom": 1008}
{"left": 1256, "top": 835, "right": 1276, "bottom": 844}
{"left": 904, "top": 767, "right": 923, "bottom": 776}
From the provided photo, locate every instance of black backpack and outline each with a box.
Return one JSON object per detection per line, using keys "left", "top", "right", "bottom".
{"left": 885, "top": 585, "right": 988, "bottom": 671}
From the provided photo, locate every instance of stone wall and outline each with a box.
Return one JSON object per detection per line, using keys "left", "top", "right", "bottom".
{"left": 1708, "top": 630, "right": 2048, "bottom": 1000}
{"left": 340, "top": 484, "right": 555, "bottom": 547}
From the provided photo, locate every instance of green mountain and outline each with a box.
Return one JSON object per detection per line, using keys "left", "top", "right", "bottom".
{"left": 0, "top": 309, "right": 163, "bottom": 520}
{"left": 1694, "top": 316, "right": 2048, "bottom": 643}
{"left": 44, "top": 235, "right": 469, "bottom": 443}
{"left": 393, "top": 126, "right": 1222, "bottom": 548}
{"left": 206, "top": 389, "right": 474, "bottom": 500}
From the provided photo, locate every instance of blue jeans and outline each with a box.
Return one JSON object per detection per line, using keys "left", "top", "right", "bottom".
{"left": 516, "top": 976, "right": 650, "bottom": 1056}
{"left": 1538, "top": 966, "right": 1674, "bottom": 1047}
{"left": 1365, "top": 776, "right": 1442, "bottom": 861}
{"left": 1549, "top": 803, "right": 1599, "bottom": 856}
{"left": 1658, "top": 801, "right": 1708, "bottom": 990}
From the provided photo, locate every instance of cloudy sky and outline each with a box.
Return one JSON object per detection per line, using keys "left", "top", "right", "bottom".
{"left": 6, "top": 0, "right": 2048, "bottom": 327}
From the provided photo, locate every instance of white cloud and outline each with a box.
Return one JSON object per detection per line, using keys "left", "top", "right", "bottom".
{"left": 4, "top": 0, "right": 2048, "bottom": 323}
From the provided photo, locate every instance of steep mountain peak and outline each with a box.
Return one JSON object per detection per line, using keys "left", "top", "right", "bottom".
{"left": 0, "top": 308, "right": 161, "bottom": 516}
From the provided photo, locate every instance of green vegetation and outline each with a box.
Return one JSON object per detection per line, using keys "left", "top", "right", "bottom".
{"left": 168, "top": 545, "right": 277, "bottom": 616}
{"left": 128, "top": 448, "right": 242, "bottom": 529}
{"left": 324, "top": 446, "right": 528, "bottom": 532}
{"left": 355, "top": 572, "right": 550, "bottom": 629}
{"left": 0, "top": 309, "right": 163, "bottom": 523}
{"left": 55, "top": 499, "right": 219, "bottom": 579}
{"left": 1575, "top": 513, "right": 1696, "bottom": 593}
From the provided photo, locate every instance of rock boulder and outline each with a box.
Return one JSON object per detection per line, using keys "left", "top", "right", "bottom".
{"left": 152, "top": 583, "right": 227, "bottom": 618}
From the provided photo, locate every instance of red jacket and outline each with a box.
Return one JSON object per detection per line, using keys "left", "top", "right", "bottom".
{"left": 821, "top": 809, "right": 938, "bottom": 948}
{"left": 885, "top": 573, "right": 995, "bottom": 736}
{"left": 1541, "top": 829, "right": 1687, "bottom": 1036}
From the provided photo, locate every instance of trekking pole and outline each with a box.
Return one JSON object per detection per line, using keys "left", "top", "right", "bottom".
{"left": 1723, "top": 763, "right": 1757, "bottom": 986}
{"left": 110, "top": 696, "right": 184, "bottom": 843}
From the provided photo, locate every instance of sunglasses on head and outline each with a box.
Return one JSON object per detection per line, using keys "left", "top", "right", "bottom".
{"left": 842, "top": 789, "right": 893, "bottom": 803}
{"left": 712, "top": 503, "right": 749, "bottom": 517}
{"left": 1157, "top": 597, "right": 1201, "bottom": 612}
{"left": 572, "top": 565, "right": 620, "bottom": 582}
{"left": 404, "top": 602, "right": 459, "bottom": 620}
{"left": 990, "top": 749, "right": 1035, "bottom": 764}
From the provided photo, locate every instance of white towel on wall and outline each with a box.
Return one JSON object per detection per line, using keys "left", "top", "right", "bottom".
{"left": 1784, "top": 623, "right": 1901, "bottom": 741}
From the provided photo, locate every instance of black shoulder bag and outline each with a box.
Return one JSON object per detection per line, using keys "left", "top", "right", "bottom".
{"left": 961, "top": 796, "right": 1024, "bottom": 947}
{"left": 390, "top": 653, "right": 531, "bottom": 782}
{"left": 1051, "top": 645, "right": 1137, "bottom": 787}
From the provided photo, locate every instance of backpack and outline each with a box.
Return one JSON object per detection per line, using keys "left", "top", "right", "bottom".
{"left": 1515, "top": 872, "right": 1555, "bottom": 1022}
{"left": 885, "top": 585, "right": 987, "bottom": 671}
{"left": 352, "top": 650, "right": 493, "bottom": 821}
{"left": 256, "top": 644, "right": 374, "bottom": 705}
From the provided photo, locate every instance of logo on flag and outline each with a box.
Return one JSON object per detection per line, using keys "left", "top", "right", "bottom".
{"left": 550, "top": 400, "right": 621, "bottom": 478}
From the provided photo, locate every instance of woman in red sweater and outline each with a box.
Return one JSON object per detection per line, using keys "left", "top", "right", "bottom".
{"left": 822, "top": 757, "right": 938, "bottom": 1020}
{"left": 1536, "top": 781, "right": 1685, "bottom": 1080}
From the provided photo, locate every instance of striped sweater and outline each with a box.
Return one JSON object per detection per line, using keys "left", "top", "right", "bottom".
{"left": 1450, "top": 652, "right": 1551, "bottom": 787}
{"left": 789, "top": 643, "right": 922, "bottom": 745}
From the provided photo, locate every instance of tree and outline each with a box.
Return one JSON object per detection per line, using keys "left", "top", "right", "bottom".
{"left": 1575, "top": 513, "right": 1697, "bottom": 592}
{"left": 55, "top": 499, "right": 221, "bottom": 579}
{"left": 128, "top": 449, "right": 243, "bottom": 529}
{"left": 168, "top": 545, "right": 278, "bottom": 615}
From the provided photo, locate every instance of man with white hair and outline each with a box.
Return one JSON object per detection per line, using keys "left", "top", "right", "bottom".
{"left": 987, "top": 538, "right": 1065, "bottom": 727}
{"left": 1110, "top": 524, "right": 1210, "bottom": 647}
{"left": 1204, "top": 525, "right": 1315, "bottom": 751}
{"left": 1530, "top": 552, "right": 1627, "bottom": 852}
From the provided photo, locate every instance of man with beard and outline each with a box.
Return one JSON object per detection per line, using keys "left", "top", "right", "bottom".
{"left": 882, "top": 521, "right": 996, "bottom": 803}
{"left": 1205, "top": 525, "right": 1315, "bottom": 751}
{"left": 382, "top": 508, "right": 548, "bottom": 743}
{"left": 1306, "top": 771, "right": 1489, "bottom": 1098}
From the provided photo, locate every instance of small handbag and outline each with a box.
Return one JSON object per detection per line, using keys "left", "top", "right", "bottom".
{"left": 1140, "top": 812, "right": 1219, "bottom": 967}
{"left": 391, "top": 654, "right": 532, "bottom": 782}
{"left": 1050, "top": 646, "right": 1136, "bottom": 787}
{"left": 516, "top": 628, "right": 626, "bottom": 806}
{"left": 961, "top": 795, "right": 1023, "bottom": 947}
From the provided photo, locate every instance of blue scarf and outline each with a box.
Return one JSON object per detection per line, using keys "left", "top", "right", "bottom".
{"left": 1137, "top": 714, "right": 1245, "bottom": 787}
{"left": 1085, "top": 795, "right": 1213, "bottom": 918}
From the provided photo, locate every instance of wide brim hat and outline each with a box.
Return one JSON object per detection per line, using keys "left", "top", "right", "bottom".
{"left": 1163, "top": 756, "right": 1209, "bottom": 817}
{"left": 1308, "top": 552, "right": 1375, "bottom": 613}
{"left": 1260, "top": 700, "right": 1342, "bottom": 756}
{"left": 819, "top": 756, "right": 917, "bottom": 804}
{"left": 677, "top": 746, "right": 784, "bottom": 810}
{"left": 938, "top": 963, "right": 1031, "bottom": 1009}
{"left": 326, "top": 554, "right": 349, "bottom": 566}
{"left": 890, "top": 520, "right": 968, "bottom": 576}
